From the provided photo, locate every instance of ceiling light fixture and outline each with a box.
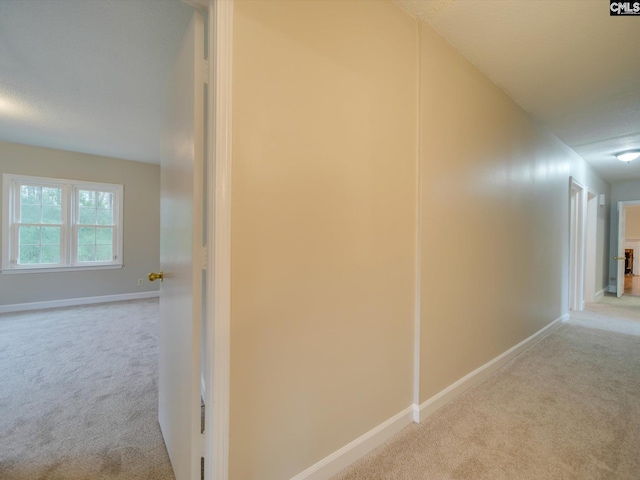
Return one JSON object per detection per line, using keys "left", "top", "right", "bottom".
{"left": 616, "top": 150, "right": 640, "bottom": 163}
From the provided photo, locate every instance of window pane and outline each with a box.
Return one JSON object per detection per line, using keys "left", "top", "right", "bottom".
{"left": 78, "top": 207, "right": 96, "bottom": 224}
{"left": 78, "top": 244, "right": 96, "bottom": 262}
{"left": 20, "top": 185, "right": 41, "bottom": 205}
{"left": 78, "top": 227, "right": 96, "bottom": 245}
{"left": 95, "top": 245, "right": 113, "bottom": 262}
{"left": 19, "top": 245, "right": 40, "bottom": 264}
{"left": 19, "top": 226, "right": 40, "bottom": 245}
{"left": 41, "top": 206, "right": 62, "bottom": 224}
{"left": 40, "top": 246, "right": 60, "bottom": 264}
{"left": 20, "top": 205, "right": 41, "bottom": 223}
{"left": 97, "top": 192, "right": 113, "bottom": 210}
{"left": 78, "top": 190, "right": 95, "bottom": 207}
{"left": 96, "top": 227, "right": 113, "bottom": 245}
{"left": 97, "top": 208, "right": 113, "bottom": 225}
{"left": 8, "top": 178, "right": 121, "bottom": 269}
{"left": 41, "top": 226, "right": 61, "bottom": 245}
{"left": 42, "top": 188, "right": 62, "bottom": 206}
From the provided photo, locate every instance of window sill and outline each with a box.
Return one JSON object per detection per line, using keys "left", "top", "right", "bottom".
{"left": 1, "top": 264, "right": 123, "bottom": 274}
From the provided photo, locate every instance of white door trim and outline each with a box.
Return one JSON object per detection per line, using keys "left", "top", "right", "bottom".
{"left": 569, "top": 178, "right": 586, "bottom": 312}
{"left": 205, "top": 1, "right": 233, "bottom": 479}
{"left": 412, "top": 20, "right": 424, "bottom": 420}
{"left": 584, "top": 189, "right": 598, "bottom": 304}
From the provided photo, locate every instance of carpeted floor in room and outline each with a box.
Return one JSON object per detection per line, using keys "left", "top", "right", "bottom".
{"left": 333, "top": 295, "right": 640, "bottom": 480}
{"left": 2, "top": 296, "right": 639, "bottom": 479}
{"left": 0, "top": 298, "right": 174, "bottom": 480}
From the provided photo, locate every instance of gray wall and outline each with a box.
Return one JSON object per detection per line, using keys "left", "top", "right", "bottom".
{"left": 0, "top": 141, "right": 160, "bottom": 306}
{"left": 609, "top": 180, "right": 640, "bottom": 290}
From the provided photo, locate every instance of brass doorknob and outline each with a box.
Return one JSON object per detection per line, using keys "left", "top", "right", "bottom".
{"left": 148, "top": 271, "right": 164, "bottom": 282}
{"left": 613, "top": 256, "right": 625, "bottom": 261}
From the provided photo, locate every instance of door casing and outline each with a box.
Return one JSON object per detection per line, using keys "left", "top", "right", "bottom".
{"left": 569, "top": 178, "right": 586, "bottom": 311}
{"left": 161, "top": 1, "right": 233, "bottom": 479}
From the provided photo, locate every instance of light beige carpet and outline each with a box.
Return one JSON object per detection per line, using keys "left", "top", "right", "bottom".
{"left": 333, "top": 298, "right": 640, "bottom": 480}
{"left": 0, "top": 299, "right": 175, "bottom": 480}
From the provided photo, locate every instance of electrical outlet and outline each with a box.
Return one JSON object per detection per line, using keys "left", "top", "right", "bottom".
{"left": 138, "top": 279, "right": 144, "bottom": 286}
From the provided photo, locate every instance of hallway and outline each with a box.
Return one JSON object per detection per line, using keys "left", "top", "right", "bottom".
{"left": 333, "top": 298, "right": 640, "bottom": 479}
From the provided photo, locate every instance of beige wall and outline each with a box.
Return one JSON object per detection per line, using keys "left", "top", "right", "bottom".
{"left": 417, "top": 23, "right": 610, "bottom": 402}
{"left": 0, "top": 141, "right": 160, "bottom": 306}
{"left": 229, "top": 1, "right": 611, "bottom": 478}
{"left": 625, "top": 206, "right": 640, "bottom": 240}
{"left": 230, "top": 1, "right": 418, "bottom": 478}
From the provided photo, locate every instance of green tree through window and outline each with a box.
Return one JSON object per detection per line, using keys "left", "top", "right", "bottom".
{"left": 76, "top": 189, "right": 114, "bottom": 263}
{"left": 17, "top": 185, "right": 62, "bottom": 265}
{"left": 2, "top": 174, "right": 123, "bottom": 272}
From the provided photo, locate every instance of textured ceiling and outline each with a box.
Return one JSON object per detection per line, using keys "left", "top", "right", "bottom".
{"left": 3, "top": 0, "right": 639, "bottom": 179}
{"left": 393, "top": 0, "right": 640, "bottom": 184}
{"left": 0, "top": 0, "right": 194, "bottom": 164}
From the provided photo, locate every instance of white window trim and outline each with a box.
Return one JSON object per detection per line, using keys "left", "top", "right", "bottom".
{"left": 2, "top": 174, "right": 124, "bottom": 274}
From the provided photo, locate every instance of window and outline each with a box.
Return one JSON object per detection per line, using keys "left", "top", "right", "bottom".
{"left": 2, "top": 174, "right": 123, "bottom": 273}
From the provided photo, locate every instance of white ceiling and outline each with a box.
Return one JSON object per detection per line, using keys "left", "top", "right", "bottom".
{"left": 0, "top": 0, "right": 194, "bottom": 164}
{"left": 394, "top": 0, "right": 640, "bottom": 184}
{"left": 2, "top": 0, "right": 639, "bottom": 181}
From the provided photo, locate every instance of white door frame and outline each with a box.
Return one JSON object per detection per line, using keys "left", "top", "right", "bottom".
{"left": 185, "top": 0, "right": 233, "bottom": 479}
{"left": 569, "top": 178, "right": 586, "bottom": 311}
{"left": 206, "top": 1, "right": 232, "bottom": 479}
{"left": 584, "top": 189, "right": 598, "bottom": 303}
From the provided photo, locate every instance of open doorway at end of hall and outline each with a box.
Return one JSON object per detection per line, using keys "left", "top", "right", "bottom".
{"left": 569, "top": 178, "right": 600, "bottom": 311}
{"left": 622, "top": 204, "right": 640, "bottom": 295}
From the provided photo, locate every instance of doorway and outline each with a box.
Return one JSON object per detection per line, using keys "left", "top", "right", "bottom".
{"left": 625, "top": 248, "right": 633, "bottom": 274}
{"left": 156, "top": 2, "right": 233, "bottom": 479}
{"left": 618, "top": 203, "right": 640, "bottom": 296}
{"left": 569, "top": 179, "right": 586, "bottom": 311}
{"left": 584, "top": 190, "right": 598, "bottom": 303}
{"left": 570, "top": 180, "right": 601, "bottom": 309}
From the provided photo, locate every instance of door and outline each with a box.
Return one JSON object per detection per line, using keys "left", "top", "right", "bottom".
{"left": 617, "top": 203, "right": 626, "bottom": 297}
{"left": 157, "top": 11, "right": 205, "bottom": 480}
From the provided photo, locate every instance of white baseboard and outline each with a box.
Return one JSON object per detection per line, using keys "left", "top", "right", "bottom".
{"left": 416, "top": 313, "right": 568, "bottom": 422}
{"left": 0, "top": 291, "right": 159, "bottom": 314}
{"left": 288, "top": 312, "right": 568, "bottom": 479}
{"left": 412, "top": 403, "right": 420, "bottom": 423}
{"left": 289, "top": 405, "right": 415, "bottom": 480}
{"left": 595, "top": 288, "right": 606, "bottom": 301}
